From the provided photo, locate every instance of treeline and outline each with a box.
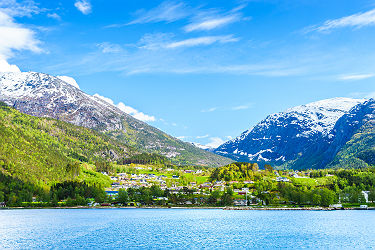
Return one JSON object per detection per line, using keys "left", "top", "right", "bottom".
{"left": 210, "top": 163, "right": 375, "bottom": 206}
{"left": 0, "top": 173, "right": 108, "bottom": 207}
{"left": 108, "top": 186, "right": 234, "bottom": 206}
{"left": 210, "top": 162, "right": 261, "bottom": 181}
{"left": 117, "top": 153, "right": 172, "bottom": 165}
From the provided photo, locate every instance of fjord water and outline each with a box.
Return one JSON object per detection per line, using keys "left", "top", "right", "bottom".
{"left": 0, "top": 209, "right": 374, "bottom": 249}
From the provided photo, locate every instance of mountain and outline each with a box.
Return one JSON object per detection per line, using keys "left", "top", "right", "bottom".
{"left": 0, "top": 72, "right": 231, "bottom": 167}
{"left": 325, "top": 99, "right": 375, "bottom": 168}
{"left": 0, "top": 101, "right": 123, "bottom": 184}
{"left": 214, "top": 97, "right": 365, "bottom": 168}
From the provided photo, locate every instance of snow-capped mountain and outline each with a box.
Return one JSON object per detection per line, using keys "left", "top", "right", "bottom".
{"left": 0, "top": 71, "right": 232, "bottom": 167}
{"left": 0, "top": 72, "right": 126, "bottom": 131}
{"left": 214, "top": 97, "right": 365, "bottom": 166}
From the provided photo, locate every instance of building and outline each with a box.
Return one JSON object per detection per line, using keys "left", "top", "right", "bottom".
{"left": 362, "top": 191, "right": 370, "bottom": 203}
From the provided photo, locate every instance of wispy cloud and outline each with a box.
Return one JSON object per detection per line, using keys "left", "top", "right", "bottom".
{"left": 0, "top": 0, "right": 41, "bottom": 17}
{"left": 74, "top": 0, "right": 92, "bottom": 15}
{"left": 166, "top": 35, "right": 238, "bottom": 48}
{"left": 196, "top": 134, "right": 209, "bottom": 139}
{"left": 128, "top": 1, "right": 189, "bottom": 25}
{"left": 109, "top": 1, "right": 247, "bottom": 31}
{"left": 184, "top": 13, "right": 241, "bottom": 32}
{"left": 93, "top": 93, "right": 156, "bottom": 122}
{"left": 201, "top": 107, "right": 218, "bottom": 113}
{"left": 97, "top": 42, "right": 123, "bottom": 53}
{"left": 232, "top": 105, "right": 250, "bottom": 110}
{"left": 310, "top": 8, "right": 375, "bottom": 33}
{"left": 47, "top": 13, "right": 61, "bottom": 20}
{"left": 339, "top": 73, "right": 375, "bottom": 81}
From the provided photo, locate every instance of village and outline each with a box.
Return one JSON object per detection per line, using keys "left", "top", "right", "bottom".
{"left": 99, "top": 164, "right": 372, "bottom": 207}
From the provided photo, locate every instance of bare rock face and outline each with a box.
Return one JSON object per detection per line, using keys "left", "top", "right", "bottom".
{"left": 0, "top": 72, "right": 232, "bottom": 167}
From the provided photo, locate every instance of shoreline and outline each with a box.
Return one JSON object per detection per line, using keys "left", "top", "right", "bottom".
{"left": 1, "top": 206, "right": 374, "bottom": 210}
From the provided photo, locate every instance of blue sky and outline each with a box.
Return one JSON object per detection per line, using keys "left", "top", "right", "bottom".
{"left": 1, "top": 0, "right": 375, "bottom": 147}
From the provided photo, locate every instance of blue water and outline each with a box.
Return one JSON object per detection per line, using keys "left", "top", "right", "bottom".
{"left": 0, "top": 209, "right": 374, "bottom": 249}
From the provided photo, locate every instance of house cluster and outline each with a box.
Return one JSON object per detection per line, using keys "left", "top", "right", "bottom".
{"left": 108, "top": 173, "right": 168, "bottom": 190}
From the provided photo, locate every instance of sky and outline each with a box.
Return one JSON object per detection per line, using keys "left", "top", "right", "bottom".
{"left": 1, "top": 0, "right": 375, "bottom": 148}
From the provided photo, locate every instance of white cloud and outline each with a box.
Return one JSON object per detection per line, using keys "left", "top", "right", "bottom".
{"left": 232, "top": 105, "right": 249, "bottom": 110}
{"left": 93, "top": 93, "right": 115, "bottom": 105}
{"left": 313, "top": 8, "right": 375, "bottom": 32}
{"left": 47, "top": 13, "right": 61, "bottom": 20}
{"left": 117, "top": 102, "right": 156, "bottom": 122}
{"left": 196, "top": 134, "right": 209, "bottom": 139}
{"left": 0, "top": 58, "right": 20, "bottom": 72}
{"left": 74, "top": 0, "right": 92, "bottom": 15}
{"left": 56, "top": 76, "right": 80, "bottom": 89}
{"left": 0, "top": 0, "right": 41, "bottom": 17}
{"left": 184, "top": 14, "right": 240, "bottom": 32}
{"left": 205, "top": 137, "right": 225, "bottom": 148}
{"left": 166, "top": 35, "right": 238, "bottom": 49}
{"left": 201, "top": 107, "right": 218, "bottom": 113}
{"left": 97, "top": 42, "right": 122, "bottom": 53}
{"left": 93, "top": 93, "right": 156, "bottom": 122}
{"left": 0, "top": 9, "right": 42, "bottom": 72}
{"left": 0, "top": 11, "right": 42, "bottom": 59}
{"left": 128, "top": 1, "right": 189, "bottom": 25}
{"left": 339, "top": 74, "right": 375, "bottom": 81}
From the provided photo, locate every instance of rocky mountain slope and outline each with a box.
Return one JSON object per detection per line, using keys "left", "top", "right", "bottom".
{"left": 0, "top": 72, "right": 232, "bottom": 167}
{"left": 214, "top": 97, "right": 366, "bottom": 168}
{"left": 325, "top": 99, "right": 375, "bottom": 168}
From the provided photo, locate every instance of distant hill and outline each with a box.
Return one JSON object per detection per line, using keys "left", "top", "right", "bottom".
{"left": 0, "top": 72, "right": 231, "bottom": 167}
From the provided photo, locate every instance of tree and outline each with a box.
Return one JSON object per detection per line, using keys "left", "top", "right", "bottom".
{"left": 76, "top": 195, "right": 86, "bottom": 206}
{"left": 208, "top": 190, "right": 220, "bottom": 205}
{"left": 51, "top": 194, "right": 59, "bottom": 207}
{"left": 369, "top": 189, "right": 375, "bottom": 203}
{"left": 0, "top": 191, "right": 4, "bottom": 202}
{"left": 220, "top": 188, "right": 233, "bottom": 206}
{"left": 7, "top": 192, "right": 18, "bottom": 206}
{"left": 265, "top": 164, "right": 273, "bottom": 172}
{"left": 117, "top": 189, "right": 129, "bottom": 204}
{"left": 95, "top": 191, "right": 106, "bottom": 203}
{"left": 311, "top": 194, "right": 321, "bottom": 205}
{"left": 319, "top": 188, "right": 336, "bottom": 207}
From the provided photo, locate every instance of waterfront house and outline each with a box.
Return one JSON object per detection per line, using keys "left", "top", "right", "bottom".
{"left": 233, "top": 199, "right": 247, "bottom": 206}
{"left": 362, "top": 191, "right": 370, "bottom": 203}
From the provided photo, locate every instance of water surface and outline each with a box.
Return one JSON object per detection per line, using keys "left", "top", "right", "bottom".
{"left": 0, "top": 209, "right": 374, "bottom": 249}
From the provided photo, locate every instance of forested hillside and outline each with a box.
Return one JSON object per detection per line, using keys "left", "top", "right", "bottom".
{"left": 0, "top": 101, "right": 136, "bottom": 184}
